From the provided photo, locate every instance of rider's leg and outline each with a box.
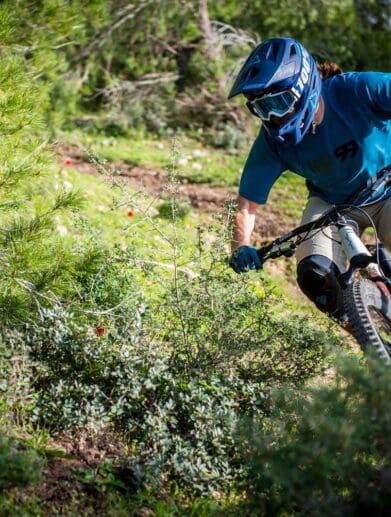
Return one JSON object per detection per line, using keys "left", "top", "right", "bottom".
{"left": 375, "top": 196, "right": 391, "bottom": 251}
{"left": 295, "top": 196, "right": 391, "bottom": 318}
{"left": 297, "top": 254, "right": 344, "bottom": 317}
{"left": 295, "top": 197, "right": 347, "bottom": 317}
{"left": 368, "top": 197, "right": 391, "bottom": 277}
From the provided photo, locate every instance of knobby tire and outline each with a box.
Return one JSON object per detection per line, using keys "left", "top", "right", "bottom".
{"left": 344, "top": 278, "right": 391, "bottom": 364}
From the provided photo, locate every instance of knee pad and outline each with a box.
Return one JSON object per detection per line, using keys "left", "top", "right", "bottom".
{"left": 297, "top": 255, "right": 342, "bottom": 316}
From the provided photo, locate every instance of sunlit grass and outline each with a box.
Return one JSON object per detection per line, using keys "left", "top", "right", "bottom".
{"left": 62, "top": 129, "right": 246, "bottom": 187}
{"left": 61, "top": 129, "right": 308, "bottom": 220}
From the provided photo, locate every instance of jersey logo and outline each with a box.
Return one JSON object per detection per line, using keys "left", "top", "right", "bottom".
{"left": 334, "top": 140, "right": 358, "bottom": 161}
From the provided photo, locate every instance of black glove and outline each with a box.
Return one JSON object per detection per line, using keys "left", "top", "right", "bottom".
{"left": 229, "top": 245, "right": 263, "bottom": 274}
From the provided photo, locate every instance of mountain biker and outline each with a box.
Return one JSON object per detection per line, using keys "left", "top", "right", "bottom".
{"left": 228, "top": 37, "right": 391, "bottom": 319}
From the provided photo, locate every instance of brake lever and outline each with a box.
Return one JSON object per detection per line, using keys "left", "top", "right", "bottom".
{"left": 258, "top": 241, "right": 296, "bottom": 262}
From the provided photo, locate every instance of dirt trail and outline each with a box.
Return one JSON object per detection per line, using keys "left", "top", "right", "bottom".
{"left": 57, "top": 143, "right": 294, "bottom": 244}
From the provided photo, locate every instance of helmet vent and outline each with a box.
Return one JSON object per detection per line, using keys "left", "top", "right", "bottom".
{"left": 246, "top": 66, "right": 260, "bottom": 80}
{"left": 289, "top": 45, "right": 297, "bottom": 57}
{"left": 266, "top": 42, "right": 280, "bottom": 61}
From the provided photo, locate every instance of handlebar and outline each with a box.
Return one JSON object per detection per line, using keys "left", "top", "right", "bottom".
{"left": 257, "top": 168, "right": 391, "bottom": 264}
{"left": 257, "top": 205, "right": 341, "bottom": 262}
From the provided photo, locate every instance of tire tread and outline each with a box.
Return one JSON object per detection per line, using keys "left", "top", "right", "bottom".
{"left": 344, "top": 279, "right": 391, "bottom": 364}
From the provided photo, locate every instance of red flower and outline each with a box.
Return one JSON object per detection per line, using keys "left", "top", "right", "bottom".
{"left": 95, "top": 326, "right": 105, "bottom": 337}
{"left": 127, "top": 209, "right": 134, "bottom": 217}
{"left": 64, "top": 158, "right": 72, "bottom": 166}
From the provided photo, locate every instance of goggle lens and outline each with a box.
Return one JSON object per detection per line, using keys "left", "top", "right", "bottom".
{"left": 248, "top": 90, "right": 298, "bottom": 120}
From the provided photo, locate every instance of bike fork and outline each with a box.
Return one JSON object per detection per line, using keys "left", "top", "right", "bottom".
{"left": 337, "top": 220, "right": 391, "bottom": 298}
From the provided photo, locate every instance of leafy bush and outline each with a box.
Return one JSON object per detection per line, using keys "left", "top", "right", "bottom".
{"left": 213, "top": 122, "right": 247, "bottom": 150}
{"left": 156, "top": 262, "right": 333, "bottom": 382}
{"left": 157, "top": 199, "right": 192, "bottom": 219}
{"left": 0, "top": 330, "right": 36, "bottom": 419}
{"left": 21, "top": 306, "right": 244, "bottom": 494}
{"left": 12, "top": 247, "right": 334, "bottom": 495}
{"left": 240, "top": 356, "right": 391, "bottom": 515}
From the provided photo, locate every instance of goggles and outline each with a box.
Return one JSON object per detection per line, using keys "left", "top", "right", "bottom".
{"left": 246, "top": 89, "right": 298, "bottom": 121}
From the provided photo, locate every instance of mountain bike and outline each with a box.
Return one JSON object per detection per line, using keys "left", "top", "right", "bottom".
{"left": 257, "top": 170, "right": 391, "bottom": 364}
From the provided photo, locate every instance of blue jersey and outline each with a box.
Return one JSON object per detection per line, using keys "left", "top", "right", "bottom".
{"left": 239, "top": 72, "right": 391, "bottom": 205}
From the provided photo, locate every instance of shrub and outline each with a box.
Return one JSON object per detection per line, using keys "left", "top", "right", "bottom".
{"left": 23, "top": 306, "right": 245, "bottom": 494}
{"left": 0, "top": 330, "right": 36, "bottom": 419}
{"left": 157, "top": 199, "right": 192, "bottom": 220}
{"left": 0, "top": 435, "right": 43, "bottom": 491}
{"left": 156, "top": 262, "right": 333, "bottom": 383}
{"left": 240, "top": 356, "right": 391, "bottom": 515}
{"left": 17, "top": 254, "right": 334, "bottom": 495}
{"left": 213, "top": 122, "right": 247, "bottom": 150}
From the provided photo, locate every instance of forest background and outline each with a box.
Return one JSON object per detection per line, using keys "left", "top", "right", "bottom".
{"left": 1, "top": 1, "right": 391, "bottom": 515}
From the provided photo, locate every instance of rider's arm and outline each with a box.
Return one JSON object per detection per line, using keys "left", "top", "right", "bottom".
{"left": 231, "top": 195, "right": 260, "bottom": 252}
{"left": 239, "top": 131, "right": 284, "bottom": 205}
{"left": 229, "top": 130, "right": 284, "bottom": 272}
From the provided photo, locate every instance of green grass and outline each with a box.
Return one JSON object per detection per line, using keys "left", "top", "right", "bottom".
{"left": 62, "top": 129, "right": 308, "bottom": 221}
{"left": 56, "top": 164, "right": 215, "bottom": 307}
{"left": 62, "top": 129, "right": 247, "bottom": 188}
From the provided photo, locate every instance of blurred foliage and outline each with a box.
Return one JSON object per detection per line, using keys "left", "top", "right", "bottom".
{"left": 239, "top": 356, "right": 391, "bottom": 515}
{"left": 1, "top": 0, "right": 389, "bottom": 141}
{"left": 0, "top": 50, "right": 91, "bottom": 323}
{"left": 0, "top": 435, "right": 43, "bottom": 491}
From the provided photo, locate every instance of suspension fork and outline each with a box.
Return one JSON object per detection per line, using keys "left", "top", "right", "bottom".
{"left": 336, "top": 218, "right": 391, "bottom": 298}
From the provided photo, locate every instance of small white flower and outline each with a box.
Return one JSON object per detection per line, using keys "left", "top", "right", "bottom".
{"left": 156, "top": 142, "right": 164, "bottom": 149}
{"left": 178, "top": 157, "right": 188, "bottom": 166}
{"left": 193, "top": 149, "right": 206, "bottom": 157}
{"left": 192, "top": 163, "right": 202, "bottom": 170}
{"left": 56, "top": 225, "right": 68, "bottom": 236}
{"left": 62, "top": 180, "right": 73, "bottom": 192}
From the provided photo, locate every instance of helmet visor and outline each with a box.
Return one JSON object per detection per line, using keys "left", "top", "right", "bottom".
{"left": 248, "top": 90, "right": 298, "bottom": 120}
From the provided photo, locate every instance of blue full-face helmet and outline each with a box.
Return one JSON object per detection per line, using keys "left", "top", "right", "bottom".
{"left": 228, "top": 38, "right": 322, "bottom": 145}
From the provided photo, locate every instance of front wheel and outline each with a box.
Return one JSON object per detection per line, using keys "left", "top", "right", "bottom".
{"left": 343, "top": 278, "right": 391, "bottom": 364}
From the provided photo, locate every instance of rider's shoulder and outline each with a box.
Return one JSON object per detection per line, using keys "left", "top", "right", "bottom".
{"left": 323, "top": 71, "right": 388, "bottom": 105}
{"left": 325, "top": 71, "right": 389, "bottom": 91}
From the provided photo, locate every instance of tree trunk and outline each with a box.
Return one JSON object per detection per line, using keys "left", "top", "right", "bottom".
{"left": 198, "top": 0, "right": 218, "bottom": 60}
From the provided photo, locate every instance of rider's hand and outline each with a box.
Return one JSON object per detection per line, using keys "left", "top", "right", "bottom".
{"left": 229, "top": 245, "right": 263, "bottom": 274}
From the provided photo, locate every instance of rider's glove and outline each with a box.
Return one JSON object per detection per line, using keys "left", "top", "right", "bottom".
{"left": 229, "top": 245, "right": 262, "bottom": 274}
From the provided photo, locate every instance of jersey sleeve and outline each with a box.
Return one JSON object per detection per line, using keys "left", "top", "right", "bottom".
{"left": 239, "top": 129, "right": 285, "bottom": 204}
{"left": 354, "top": 72, "right": 391, "bottom": 113}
